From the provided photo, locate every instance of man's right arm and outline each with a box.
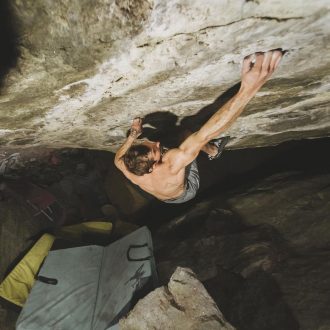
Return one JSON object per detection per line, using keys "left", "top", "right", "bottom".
{"left": 114, "top": 118, "right": 142, "bottom": 175}
{"left": 168, "top": 50, "right": 283, "bottom": 174}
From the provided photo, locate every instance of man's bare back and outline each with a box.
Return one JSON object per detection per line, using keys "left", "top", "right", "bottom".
{"left": 126, "top": 152, "right": 186, "bottom": 200}
{"left": 115, "top": 50, "right": 284, "bottom": 203}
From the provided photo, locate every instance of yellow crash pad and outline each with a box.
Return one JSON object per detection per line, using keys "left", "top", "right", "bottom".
{"left": 0, "top": 234, "right": 55, "bottom": 307}
{"left": 56, "top": 221, "right": 113, "bottom": 242}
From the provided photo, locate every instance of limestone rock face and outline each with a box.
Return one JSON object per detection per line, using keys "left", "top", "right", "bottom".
{"left": 119, "top": 267, "right": 235, "bottom": 330}
{"left": 0, "top": 0, "right": 329, "bottom": 150}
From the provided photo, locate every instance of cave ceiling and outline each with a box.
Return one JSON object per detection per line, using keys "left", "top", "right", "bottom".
{"left": 0, "top": 0, "right": 329, "bottom": 151}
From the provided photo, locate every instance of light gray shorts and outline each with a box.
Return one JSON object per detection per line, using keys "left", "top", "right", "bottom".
{"left": 163, "top": 160, "right": 200, "bottom": 204}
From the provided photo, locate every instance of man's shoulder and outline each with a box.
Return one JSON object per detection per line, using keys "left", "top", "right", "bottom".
{"left": 163, "top": 147, "right": 183, "bottom": 160}
{"left": 161, "top": 148, "right": 186, "bottom": 175}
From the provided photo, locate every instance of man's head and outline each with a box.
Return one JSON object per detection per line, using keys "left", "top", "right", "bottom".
{"left": 123, "top": 140, "right": 162, "bottom": 176}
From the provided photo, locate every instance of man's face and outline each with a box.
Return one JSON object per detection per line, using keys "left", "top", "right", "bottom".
{"left": 140, "top": 140, "right": 162, "bottom": 163}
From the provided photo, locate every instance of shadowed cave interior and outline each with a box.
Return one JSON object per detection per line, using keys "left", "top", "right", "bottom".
{"left": 0, "top": 0, "right": 20, "bottom": 89}
{"left": 1, "top": 137, "right": 329, "bottom": 329}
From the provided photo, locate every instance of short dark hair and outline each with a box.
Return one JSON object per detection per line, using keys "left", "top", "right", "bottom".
{"left": 123, "top": 144, "right": 155, "bottom": 176}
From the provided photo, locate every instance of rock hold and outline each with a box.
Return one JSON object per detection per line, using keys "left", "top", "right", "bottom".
{"left": 119, "top": 267, "right": 235, "bottom": 330}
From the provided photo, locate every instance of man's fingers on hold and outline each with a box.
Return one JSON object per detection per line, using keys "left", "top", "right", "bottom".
{"left": 254, "top": 52, "right": 264, "bottom": 71}
{"left": 274, "top": 55, "right": 282, "bottom": 70}
{"left": 261, "top": 51, "right": 272, "bottom": 75}
{"left": 270, "top": 50, "right": 283, "bottom": 71}
{"left": 242, "top": 55, "right": 253, "bottom": 73}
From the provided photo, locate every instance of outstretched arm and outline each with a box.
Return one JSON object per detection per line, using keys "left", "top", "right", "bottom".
{"left": 169, "top": 50, "right": 283, "bottom": 173}
{"left": 114, "top": 118, "right": 142, "bottom": 172}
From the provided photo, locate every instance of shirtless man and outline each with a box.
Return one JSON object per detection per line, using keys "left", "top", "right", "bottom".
{"left": 115, "top": 50, "right": 283, "bottom": 203}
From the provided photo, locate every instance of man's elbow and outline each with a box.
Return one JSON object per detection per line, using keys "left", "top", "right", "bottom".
{"left": 114, "top": 155, "right": 122, "bottom": 169}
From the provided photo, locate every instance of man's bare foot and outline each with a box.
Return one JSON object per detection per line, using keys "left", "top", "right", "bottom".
{"left": 206, "top": 137, "right": 230, "bottom": 160}
{"left": 202, "top": 143, "right": 218, "bottom": 157}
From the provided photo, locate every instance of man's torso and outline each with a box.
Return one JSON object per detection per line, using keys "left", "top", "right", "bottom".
{"left": 129, "top": 161, "right": 186, "bottom": 201}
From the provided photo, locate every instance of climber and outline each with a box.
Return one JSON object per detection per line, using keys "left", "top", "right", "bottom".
{"left": 114, "top": 50, "right": 283, "bottom": 203}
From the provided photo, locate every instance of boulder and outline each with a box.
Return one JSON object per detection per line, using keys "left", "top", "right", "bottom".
{"left": 119, "top": 267, "right": 235, "bottom": 330}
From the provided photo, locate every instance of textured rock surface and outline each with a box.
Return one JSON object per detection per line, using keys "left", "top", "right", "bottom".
{"left": 119, "top": 267, "right": 235, "bottom": 330}
{"left": 155, "top": 166, "right": 330, "bottom": 329}
{"left": 0, "top": 0, "right": 329, "bottom": 150}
